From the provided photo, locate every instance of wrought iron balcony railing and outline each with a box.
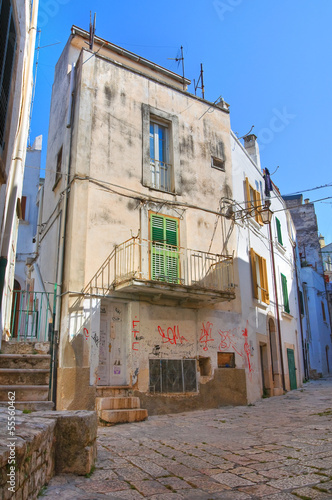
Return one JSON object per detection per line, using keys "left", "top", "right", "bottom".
{"left": 84, "top": 237, "right": 235, "bottom": 303}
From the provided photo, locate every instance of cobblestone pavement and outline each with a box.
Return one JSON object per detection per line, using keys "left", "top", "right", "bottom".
{"left": 43, "top": 377, "right": 332, "bottom": 499}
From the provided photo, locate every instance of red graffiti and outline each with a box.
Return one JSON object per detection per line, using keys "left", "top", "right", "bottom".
{"left": 83, "top": 328, "right": 89, "bottom": 340}
{"left": 158, "top": 325, "right": 187, "bottom": 345}
{"left": 132, "top": 342, "right": 139, "bottom": 351}
{"left": 200, "top": 321, "right": 214, "bottom": 351}
{"left": 242, "top": 323, "right": 253, "bottom": 378}
{"left": 132, "top": 319, "right": 140, "bottom": 351}
{"left": 218, "top": 328, "right": 243, "bottom": 356}
{"left": 218, "top": 324, "right": 254, "bottom": 380}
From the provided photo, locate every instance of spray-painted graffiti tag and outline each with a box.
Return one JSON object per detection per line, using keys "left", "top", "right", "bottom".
{"left": 199, "top": 321, "right": 214, "bottom": 351}
{"left": 218, "top": 322, "right": 254, "bottom": 380}
{"left": 158, "top": 325, "right": 187, "bottom": 345}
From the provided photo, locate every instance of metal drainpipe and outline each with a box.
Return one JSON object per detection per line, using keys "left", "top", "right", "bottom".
{"left": 50, "top": 62, "right": 77, "bottom": 406}
{"left": 292, "top": 243, "right": 309, "bottom": 380}
{"left": 268, "top": 221, "right": 286, "bottom": 392}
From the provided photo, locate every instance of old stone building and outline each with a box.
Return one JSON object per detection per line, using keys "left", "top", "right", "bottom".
{"left": 0, "top": 0, "right": 39, "bottom": 343}
{"left": 37, "top": 26, "right": 306, "bottom": 420}
{"left": 231, "top": 134, "right": 304, "bottom": 398}
{"left": 284, "top": 195, "right": 332, "bottom": 377}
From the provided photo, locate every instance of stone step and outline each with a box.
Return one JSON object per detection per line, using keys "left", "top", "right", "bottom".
{"left": 0, "top": 385, "right": 49, "bottom": 401}
{"left": 0, "top": 354, "right": 51, "bottom": 369}
{"left": 1, "top": 341, "right": 50, "bottom": 355}
{"left": 99, "top": 408, "right": 148, "bottom": 425}
{"left": 0, "top": 368, "right": 50, "bottom": 385}
{"left": 0, "top": 400, "right": 54, "bottom": 411}
{"left": 96, "top": 386, "right": 132, "bottom": 397}
{"left": 96, "top": 396, "right": 141, "bottom": 411}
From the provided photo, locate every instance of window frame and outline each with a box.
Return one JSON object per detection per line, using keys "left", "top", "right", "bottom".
{"left": 149, "top": 119, "right": 171, "bottom": 192}
{"left": 281, "top": 273, "right": 290, "bottom": 313}
{"left": 53, "top": 146, "right": 62, "bottom": 189}
{"left": 250, "top": 248, "right": 269, "bottom": 304}
{"left": 142, "top": 104, "right": 180, "bottom": 194}
{"left": 245, "top": 177, "right": 263, "bottom": 225}
{"left": 276, "top": 217, "right": 283, "bottom": 246}
{"left": 149, "top": 212, "right": 180, "bottom": 284}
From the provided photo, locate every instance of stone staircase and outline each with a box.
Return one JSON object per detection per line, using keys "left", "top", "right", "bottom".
{"left": 96, "top": 386, "right": 148, "bottom": 425}
{"left": 0, "top": 341, "right": 54, "bottom": 411}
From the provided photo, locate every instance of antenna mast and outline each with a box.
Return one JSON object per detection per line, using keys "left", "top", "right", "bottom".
{"left": 194, "top": 63, "right": 205, "bottom": 99}
{"left": 89, "top": 12, "right": 96, "bottom": 50}
{"left": 168, "top": 46, "right": 185, "bottom": 90}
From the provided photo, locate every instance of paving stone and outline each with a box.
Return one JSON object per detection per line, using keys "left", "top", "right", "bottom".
{"left": 291, "top": 486, "right": 332, "bottom": 499}
{"left": 185, "top": 476, "right": 230, "bottom": 493}
{"left": 130, "top": 479, "right": 170, "bottom": 496}
{"left": 80, "top": 479, "right": 130, "bottom": 493}
{"left": 267, "top": 473, "right": 325, "bottom": 489}
{"left": 237, "top": 483, "right": 281, "bottom": 497}
{"left": 158, "top": 476, "right": 192, "bottom": 490}
{"left": 114, "top": 466, "right": 151, "bottom": 481}
{"left": 213, "top": 472, "right": 255, "bottom": 487}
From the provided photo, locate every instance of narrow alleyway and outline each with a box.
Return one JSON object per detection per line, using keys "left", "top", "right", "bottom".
{"left": 43, "top": 377, "right": 332, "bottom": 499}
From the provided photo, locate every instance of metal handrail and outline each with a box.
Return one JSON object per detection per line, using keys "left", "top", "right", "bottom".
{"left": 84, "top": 237, "right": 235, "bottom": 295}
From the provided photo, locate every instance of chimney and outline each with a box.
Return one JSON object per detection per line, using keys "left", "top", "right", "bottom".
{"left": 319, "top": 234, "right": 326, "bottom": 248}
{"left": 304, "top": 198, "right": 310, "bottom": 204}
{"left": 243, "top": 134, "right": 261, "bottom": 170}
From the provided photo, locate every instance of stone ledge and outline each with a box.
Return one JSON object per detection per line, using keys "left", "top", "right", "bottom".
{"left": 0, "top": 409, "right": 97, "bottom": 499}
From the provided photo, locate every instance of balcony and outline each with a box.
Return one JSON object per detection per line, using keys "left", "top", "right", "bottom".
{"left": 84, "top": 237, "right": 236, "bottom": 305}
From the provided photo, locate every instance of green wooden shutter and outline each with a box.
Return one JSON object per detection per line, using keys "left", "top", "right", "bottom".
{"left": 151, "top": 215, "right": 179, "bottom": 283}
{"left": 281, "top": 274, "right": 290, "bottom": 313}
{"left": 276, "top": 218, "right": 283, "bottom": 245}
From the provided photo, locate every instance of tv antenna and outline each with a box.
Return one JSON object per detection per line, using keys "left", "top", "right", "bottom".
{"left": 168, "top": 46, "right": 185, "bottom": 90}
{"left": 194, "top": 63, "right": 205, "bottom": 99}
{"left": 89, "top": 12, "right": 96, "bottom": 50}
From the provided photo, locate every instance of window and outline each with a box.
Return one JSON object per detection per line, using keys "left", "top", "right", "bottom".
{"left": 218, "top": 352, "right": 235, "bottom": 368}
{"left": 54, "top": 146, "right": 62, "bottom": 188}
{"left": 299, "top": 290, "right": 304, "bottom": 315}
{"left": 281, "top": 273, "right": 290, "bottom": 313}
{"left": 245, "top": 177, "right": 263, "bottom": 225}
{"left": 250, "top": 248, "right": 269, "bottom": 304}
{"left": 142, "top": 104, "right": 179, "bottom": 193}
{"left": 150, "top": 120, "right": 170, "bottom": 191}
{"left": 276, "top": 217, "right": 283, "bottom": 245}
{"left": 149, "top": 359, "right": 197, "bottom": 393}
{"left": 211, "top": 155, "right": 225, "bottom": 171}
{"left": 321, "top": 301, "right": 326, "bottom": 322}
{"left": 0, "top": 0, "right": 17, "bottom": 148}
{"left": 150, "top": 213, "right": 179, "bottom": 283}
{"left": 20, "top": 196, "right": 27, "bottom": 220}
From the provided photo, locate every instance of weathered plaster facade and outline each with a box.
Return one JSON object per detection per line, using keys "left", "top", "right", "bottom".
{"left": 38, "top": 26, "right": 308, "bottom": 414}
{"left": 231, "top": 133, "right": 304, "bottom": 399}
{"left": 284, "top": 195, "right": 332, "bottom": 377}
{"left": 38, "top": 27, "right": 249, "bottom": 413}
{"left": 0, "top": 0, "right": 39, "bottom": 344}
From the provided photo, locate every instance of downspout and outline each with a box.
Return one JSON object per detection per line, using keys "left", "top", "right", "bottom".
{"left": 50, "top": 62, "right": 77, "bottom": 406}
{"left": 268, "top": 221, "right": 286, "bottom": 391}
{"left": 292, "top": 243, "right": 309, "bottom": 380}
{"left": 0, "top": 0, "right": 39, "bottom": 324}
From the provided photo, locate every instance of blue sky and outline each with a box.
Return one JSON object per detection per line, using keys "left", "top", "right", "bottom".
{"left": 30, "top": 0, "right": 332, "bottom": 243}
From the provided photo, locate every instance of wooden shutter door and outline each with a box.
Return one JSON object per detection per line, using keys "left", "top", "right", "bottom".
{"left": 165, "top": 218, "right": 179, "bottom": 283}
{"left": 151, "top": 215, "right": 165, "bottom": 281}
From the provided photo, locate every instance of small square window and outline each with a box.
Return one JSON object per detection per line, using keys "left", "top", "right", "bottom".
{"left": 218, "top": 352, "right": 235, "bottom": 368}
{"left": 211, "top": 156, "right": 225, "bottom": 171}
